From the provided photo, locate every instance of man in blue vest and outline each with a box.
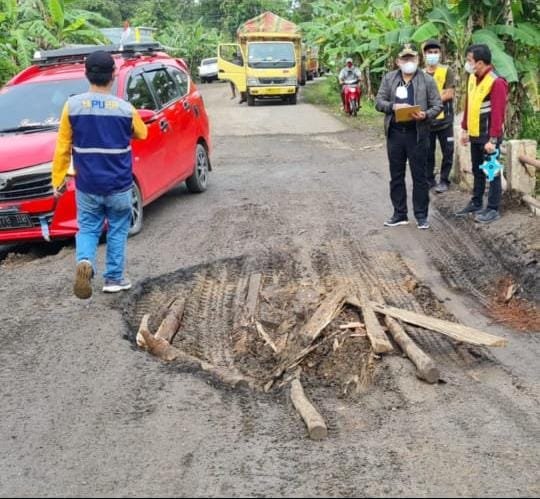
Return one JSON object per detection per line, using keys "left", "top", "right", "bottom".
{"left": 52, "top": 50, "right": 148, "bottom": 299}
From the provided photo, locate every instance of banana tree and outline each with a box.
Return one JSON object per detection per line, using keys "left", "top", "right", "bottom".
{"left": 0, "top": 0, "right": 108, "bottom": 85}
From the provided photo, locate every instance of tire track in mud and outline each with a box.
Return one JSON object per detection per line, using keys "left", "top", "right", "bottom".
{"left": 313, "top": 225, "right": 475, "bottom": 370}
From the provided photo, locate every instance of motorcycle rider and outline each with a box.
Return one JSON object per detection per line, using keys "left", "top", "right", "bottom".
{"left": 338, "top": 57, "right": 362, "bottom": 110}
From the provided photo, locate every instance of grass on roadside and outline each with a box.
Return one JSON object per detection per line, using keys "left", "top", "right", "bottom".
{"left": 302, "top": 76, "right": 383, "bottom": 128}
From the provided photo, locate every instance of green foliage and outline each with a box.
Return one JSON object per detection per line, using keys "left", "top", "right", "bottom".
{"left": 304, "top": 0, "right": 539, "bottom": 138}
{"left": 0, "top": 0, "right": 107, "bottom": 84}
{"left": 157, "top": 19, "right": 221, "bottom": 72}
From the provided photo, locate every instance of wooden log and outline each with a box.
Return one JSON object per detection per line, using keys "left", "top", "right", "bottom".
{"left": 139, "top": 329, "right": 257, "bottom": 390}
{"left": 255, "top": 321, "right": 278, "bottom": 353}
{"left": 522, "top": 195, "right": 540, "bottom": 217}
{"left": 136, "top": 314, "right": 151, "bottom": 349}
{"left": 299, "top": 284, "right": 348, "bottom": 344}
{"left": 355, "top": 291, "right": 393, "bottom": 354}
{"left": 369, "top": 302, "right": 507, "bottom": 347}
{"left": 138, "top": 328, "right": 183, "bottom": 362}
{"left": 519, "top": 154, "right": 540, "bottom": 170}
{"left": 244, "top": 273, "right": 262, "bottom": 324}
{"left": 155, "top": 298, "right": 185, "bottom": 343}
{"left": 290, "top": 379, "right": 328, "bottom": 440}
{"left": 385, "top": 316, "right": 440, "bottom": 384}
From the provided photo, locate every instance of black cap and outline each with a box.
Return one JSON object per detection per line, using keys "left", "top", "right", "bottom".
{"left": 423, "top": 39, "right": 442, "bottom": 51}
{"left": 85, "top": 50, "right": 115, "bottom": 74}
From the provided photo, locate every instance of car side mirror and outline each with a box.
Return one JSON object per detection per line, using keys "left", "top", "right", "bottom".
{"left": 138, "top": 109, "right": 157, "bottom": 123}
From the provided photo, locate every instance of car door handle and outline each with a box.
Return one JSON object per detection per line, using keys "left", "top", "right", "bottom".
{"left": 159, "top": 119, "right": 170, "bottom": 132}
{"left": 182, "top": 100, "right": 191, "bottom": 111}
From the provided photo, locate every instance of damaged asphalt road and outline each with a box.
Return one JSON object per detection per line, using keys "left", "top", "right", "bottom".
{"left": 0, "top": 83, "right": 538, "bottom": 497}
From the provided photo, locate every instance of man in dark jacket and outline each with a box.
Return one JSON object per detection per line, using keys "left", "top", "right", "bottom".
{"left": 376, "top": 44, "right": 443, "bottom": 229}
{"left": 423, "top": 39, "right": 456, "bottom": 193}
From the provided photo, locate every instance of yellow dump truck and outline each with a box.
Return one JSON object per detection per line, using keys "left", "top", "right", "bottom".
{"left": 305, "top": 45, "right": 320, "bottom": 81}
{"left": 218, "top": 12, "right": 303, "bottom": 106}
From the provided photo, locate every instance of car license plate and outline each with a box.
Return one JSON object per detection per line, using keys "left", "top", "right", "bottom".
{"left": 0, "top": 213, "right": 33, "bottom": 230}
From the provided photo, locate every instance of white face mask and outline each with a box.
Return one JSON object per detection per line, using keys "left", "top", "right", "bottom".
{"left": 425, "top": 53, "right": 440, "bottom": 66}
{"left": 401, "top": 61, "right": 418, "bottom": 74}
{"left": 464, "top": 61, "right": 475, "bottom": 74}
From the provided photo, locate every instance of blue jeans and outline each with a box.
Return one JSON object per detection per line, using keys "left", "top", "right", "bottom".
{"left": 75, "top": 189, "right": 132, "bottom": 281}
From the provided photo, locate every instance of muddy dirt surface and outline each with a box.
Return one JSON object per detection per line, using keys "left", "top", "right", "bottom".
{"left": 1, "top": 81, "right": 539, "bottom": 497}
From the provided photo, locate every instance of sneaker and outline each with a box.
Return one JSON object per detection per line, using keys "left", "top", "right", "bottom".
{"left": 435, "top": 181, "right": 449, "bottom": 193}
{"left": 417, "top": 218, "right": 430, "bottom": 229}
{"left": 384, "top": 214, "right": 409, "bottom": 227}
{"left": 73, "top": 260, "right": 93, "bottom": 299}
{"left": 103, "top": 278, "right": 132, "bottom": 293}
{"left": 474, "top": 209, "right": 501, "bottom": 224}
{"left": 455, "top": 201, "right": 482, "bottom": 217}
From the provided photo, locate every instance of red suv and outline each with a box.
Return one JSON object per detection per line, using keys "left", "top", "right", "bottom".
{"left": 0, "top": 43, "right": 211, "bottom": 243}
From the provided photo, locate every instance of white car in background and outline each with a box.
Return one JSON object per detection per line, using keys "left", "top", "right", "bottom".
{"left": 198, "top": 57, "right": 218, "bottom": 83}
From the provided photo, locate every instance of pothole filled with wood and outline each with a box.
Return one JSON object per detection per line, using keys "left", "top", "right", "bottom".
{"left": 123, "top": 253, "right": 507, "bottom": 440}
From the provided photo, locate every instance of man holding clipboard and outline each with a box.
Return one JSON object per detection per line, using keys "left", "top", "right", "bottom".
{"left": 376, "top": 44, "right": 443, "bottom": 229}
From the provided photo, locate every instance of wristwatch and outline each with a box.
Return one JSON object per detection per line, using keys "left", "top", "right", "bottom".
{"left": 489, "top": 137, "right": 498, "bottom": 145}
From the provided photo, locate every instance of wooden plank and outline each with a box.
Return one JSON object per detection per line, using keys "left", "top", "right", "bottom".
{"left": 299, "top": 284, "right": 348, "bottom": 344}
{"left": 369, "top": 302, "right": 507, "bottom": 347}
{"left": 244, "top": 273, "right": 262, "bottom": 323}
{"left": 339, "top": 322, "right": 365, "bottom": 330}
{"left": 357, "top": 291, "right": 393, "bottom": 354}
{"left": 290, "top": 379, "right": 328, "bottom": 440}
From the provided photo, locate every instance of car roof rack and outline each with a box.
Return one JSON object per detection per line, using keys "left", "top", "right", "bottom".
{"left": 32, "top": 42, "right": 164, "bottom": 66}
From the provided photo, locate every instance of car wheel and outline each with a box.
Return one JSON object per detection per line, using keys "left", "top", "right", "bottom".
{"left": 128, "top": 182, "right": 143, "bottom": 237}
{"left": 186, "top": 144, "right": 209, "bottom": 193}
{"left": 247, "top": 94, "right": 256, "bottom": 106}
{"left": 288, "top": 93, "right": 297, "bottom": 105}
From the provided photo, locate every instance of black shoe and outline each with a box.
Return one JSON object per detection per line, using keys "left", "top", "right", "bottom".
{"left": 435, "top": 181, "right": 449, "bottom": 193}
{"left": 417, "top": 218, "right": 430, "bottom": 230}
{"left": 455, "top": 201, "right": 482, "bottom": 217}
{"left": 428, "top": 179, "right": 437, "bottom": 189}
{"left": 384, "top": 214, "right": 409, "bottom": 227}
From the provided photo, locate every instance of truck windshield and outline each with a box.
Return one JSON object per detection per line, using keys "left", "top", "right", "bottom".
{"left": 0, "top": 79, "right": 89, "bottom": 132}
{"left": 248, "top": 43, "right": 295, "bottom": 69}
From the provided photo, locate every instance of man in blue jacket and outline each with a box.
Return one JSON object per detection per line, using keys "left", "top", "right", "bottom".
{"left": 52, "top": 50, "right": 148, "bottom": 299}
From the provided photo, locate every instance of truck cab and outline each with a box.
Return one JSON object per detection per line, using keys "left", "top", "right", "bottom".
{"left": 217, "top": 12, "right": 303, "bottom": 106}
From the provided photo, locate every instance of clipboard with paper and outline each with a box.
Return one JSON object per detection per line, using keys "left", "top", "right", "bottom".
{"left": 394, "top": 105, "right": 421, "bottom": 122}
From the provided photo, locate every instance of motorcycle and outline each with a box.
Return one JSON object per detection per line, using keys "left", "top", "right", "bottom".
{"left": 342, "top": 78, "right": 361, "bottom": 117}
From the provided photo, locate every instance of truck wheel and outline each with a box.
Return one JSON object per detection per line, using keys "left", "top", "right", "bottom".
{"left": 247, "top": 94, "right": 255, "bottom": 106}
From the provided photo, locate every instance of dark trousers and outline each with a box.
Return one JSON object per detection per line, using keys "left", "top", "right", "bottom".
{"left": 387, "top": 127, "right": 430, "bottom": 220}
{"left": 471, "top": 141, "right": 502, "bottom": 211}
{"left": 427, "top": 125, "right": 454, "bottom": 184}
